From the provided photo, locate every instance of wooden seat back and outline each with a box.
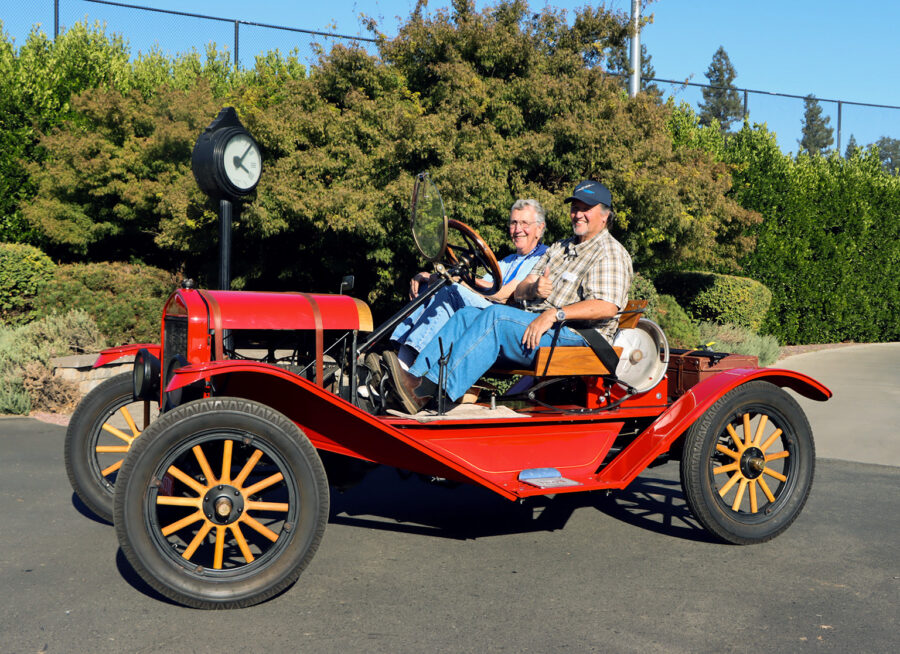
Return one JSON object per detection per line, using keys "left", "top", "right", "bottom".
{"left": 502, "top": 299, "right": 649, "bottom": 377}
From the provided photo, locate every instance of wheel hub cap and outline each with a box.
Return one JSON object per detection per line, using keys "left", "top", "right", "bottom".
{"left": 740, "top": 447, "right": 766, "bottom": 479}
{"left": 203, "top": 484, "right": 244, "bottom": 524}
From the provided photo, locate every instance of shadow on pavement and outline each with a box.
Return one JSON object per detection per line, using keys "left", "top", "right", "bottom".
{"left": 593, "top": 475, "right": 719, "bottom": 544}
{"left": 114, "top": 549, "right": 183, "bottom": 606}
{"left": 70, "top": 492, "right": 113, "bottom": 526}
{"left": 328, "top": 465, "right": 717, "bottom": 544}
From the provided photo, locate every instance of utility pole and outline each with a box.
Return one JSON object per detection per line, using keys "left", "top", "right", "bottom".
{"left": 629, "top": 0, "right": 641, "bottom": 97}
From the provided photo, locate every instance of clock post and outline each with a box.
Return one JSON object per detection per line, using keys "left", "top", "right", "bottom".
{"left": 191, "top": 107, "right": 262, "bottom": 290}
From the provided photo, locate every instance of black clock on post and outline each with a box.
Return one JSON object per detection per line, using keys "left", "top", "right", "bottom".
{"left": 192, "top": 107, "right": 262, "bottom": 290}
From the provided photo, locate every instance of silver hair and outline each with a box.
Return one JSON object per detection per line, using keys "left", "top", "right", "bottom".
{"left": 510, "top": 198, "right": 546, "bottom": 223}
{"left": 598, "top": 203, "right": 616, "bottom": 226}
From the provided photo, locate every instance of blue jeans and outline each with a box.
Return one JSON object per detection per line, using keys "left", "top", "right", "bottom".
{"left": 408, "top": 304, "right": 587, "bottom": 401}
{"left": 389, "top": 283, "right": 492, "bottom": 353}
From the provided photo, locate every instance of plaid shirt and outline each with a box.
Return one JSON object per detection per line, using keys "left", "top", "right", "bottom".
{"left": 518, "top": 229, "right": 633, "bottom": 342}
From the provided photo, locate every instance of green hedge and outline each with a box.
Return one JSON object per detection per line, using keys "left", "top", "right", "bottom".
{"left": 670, "top": 108, "right": 899, "bottom": 344}
{"left": 34, "top": 262, "right": 177, "bottom": 345}
{"left": 0, "top": 242, "right": 56, "bottom": 324}
{"left": 655, "top": 271, "right": 772, "bottom": 332}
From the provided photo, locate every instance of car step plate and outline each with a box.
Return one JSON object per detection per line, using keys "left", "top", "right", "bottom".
{"left": 518, "top": 467, "right": 581, "bottom": 489}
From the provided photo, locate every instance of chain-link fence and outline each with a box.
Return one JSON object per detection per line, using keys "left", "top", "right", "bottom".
{"left": 648, "top": 76, "right": 900, "bottom": 156}
{"left": 4, "top": 0, "right": 898, "bottom": 155}
{"left": 6, "top": 0, "right": 377, "bottom": 69}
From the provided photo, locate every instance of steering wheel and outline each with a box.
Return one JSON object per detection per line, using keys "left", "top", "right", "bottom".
{"left": 446, "top": 219, "right": 502, "bottom": 296}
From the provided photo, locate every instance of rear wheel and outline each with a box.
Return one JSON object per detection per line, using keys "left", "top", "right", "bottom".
{"left": 64, "top": 373, "right": 156, "bottom": 522}
{"left": 114, "top": 397, "right": 328, "bottom": 609}
{"left": 680, "top": 381, "right": 815, "bottom": 544}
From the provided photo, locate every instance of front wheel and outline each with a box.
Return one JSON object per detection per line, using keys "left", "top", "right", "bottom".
{"left": 680, "top": 381, "right": 815, "bottom": 545}
{"left": 64, "top": 372, "right": 156, "bottom": 522}
{"left": 114, "top": 397, "right": 329, "bottom": 609}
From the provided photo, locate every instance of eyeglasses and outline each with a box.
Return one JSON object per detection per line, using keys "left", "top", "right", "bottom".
{"left": 509, "top": 220, "right": 537, "bottom": 229}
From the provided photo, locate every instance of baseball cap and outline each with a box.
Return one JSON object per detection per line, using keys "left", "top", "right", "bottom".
{"left": 564, "top": 180, "right": 612, "bottom": 208}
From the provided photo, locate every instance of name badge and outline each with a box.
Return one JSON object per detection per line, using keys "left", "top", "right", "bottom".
{"left": 561, "top": 271, "right": 577, "bottom": 283}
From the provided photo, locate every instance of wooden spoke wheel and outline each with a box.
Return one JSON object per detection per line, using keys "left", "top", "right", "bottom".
{"left": 65, "top": 372, "right": 156, "bottom": 522}
{"left": 446, "top": 219, "right": 502, "bottom": 295}
{"left": 680, "top": 381, "right": 815, "bottom": 545}
{"left": 114, "top": 397, "right": 328, "bottom": 609}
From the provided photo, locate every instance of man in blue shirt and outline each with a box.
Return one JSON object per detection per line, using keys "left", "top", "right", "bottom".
{"left": 387, "top": 198, "right": 549, "bottom": 369}
{"left": 385, "top": 181, "right": 633, "bottom": 414}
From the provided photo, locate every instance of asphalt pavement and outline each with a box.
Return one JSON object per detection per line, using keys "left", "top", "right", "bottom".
{"left": 776, "top": 342, "right": 900, "bottom": 467}
{"left": 0, "top": 344, "right": 897, "bottom": 653}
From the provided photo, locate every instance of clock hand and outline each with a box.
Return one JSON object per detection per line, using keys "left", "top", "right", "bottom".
{"left": 232, "top": 156, "right": 252, "bottom": 174}
{"left": 238, "top": 142, "right": 253, "bottom": 164}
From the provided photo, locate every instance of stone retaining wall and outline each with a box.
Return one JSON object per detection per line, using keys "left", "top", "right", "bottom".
{"left": 50, "top": 354, "right": 133, "bottom": 396}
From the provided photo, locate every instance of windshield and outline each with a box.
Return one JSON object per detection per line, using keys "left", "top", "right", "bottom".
{"left": 410, "top": 172, "right": 447, "bottom": 262}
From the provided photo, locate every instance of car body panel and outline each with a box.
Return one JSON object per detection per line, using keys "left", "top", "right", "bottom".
{"left": 194, "top": 290, "right": 373, "bottom": 332}
{"left": 165, "top": 360, "right": 831, "bottom": 500}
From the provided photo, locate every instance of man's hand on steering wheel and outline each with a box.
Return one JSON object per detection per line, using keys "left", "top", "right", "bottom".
{"left": 410, "top": 271, "right": 431, "bottom": 299}
{"left": 446, "top": 219, "right": 502, "bottom": 296}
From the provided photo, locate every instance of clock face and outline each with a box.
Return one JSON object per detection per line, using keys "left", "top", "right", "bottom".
{"left": 222, "top": 132, "right": 261, "bottom": 191}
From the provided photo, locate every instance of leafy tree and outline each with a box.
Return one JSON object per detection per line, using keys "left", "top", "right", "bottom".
{"left": 697, "top": 46, "right": 743, "bottom": 133}
{"left": 22, "top": 82, "right": 223, "bottom": 265}
{"left": 20, "top": 1, "right": 759, "bottom": 312}
{"left": 380, "top": 1, "right": 757, "bottom": 280}
{"left": 798, "top": 94, "right": 833, "bottom": 155}
{"left": 0, "top": 21, "right": 133, "bottom": 243}
{"left": 844, "top": 133, "right": 859, "bottom": 158}
{"left": 0, "top": 19, "right": 290, "bottom": 246}
{"left": 872, "top": 136, "right": 900, "bottom": 174}
{"left": 670, "top": 107, "right": 900, "bottom": 344}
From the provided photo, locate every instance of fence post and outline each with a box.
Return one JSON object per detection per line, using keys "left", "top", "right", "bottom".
{"left": 837, "top": 101, "right": 842, "bottom": 153}
{"left": 234, "top": 21, "right": 239, "bottom": 68}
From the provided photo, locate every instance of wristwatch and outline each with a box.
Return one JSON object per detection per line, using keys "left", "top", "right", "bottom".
{"left": 555, "top": 308, "right": 566, "bottom": 322}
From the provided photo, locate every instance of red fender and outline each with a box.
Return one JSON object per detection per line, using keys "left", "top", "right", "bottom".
{"left": 165, "top": 361, "right": 527, "bottom": 500}
{"left": 93, "top": 344, "right": 160, "bottom": 369}
{"left": 597, "top": 367, "right": 832, "bottom": 487}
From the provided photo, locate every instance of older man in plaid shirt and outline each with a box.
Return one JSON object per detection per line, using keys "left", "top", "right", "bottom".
{"left": 385, "top": 180, "right": 633, "bottom": 413}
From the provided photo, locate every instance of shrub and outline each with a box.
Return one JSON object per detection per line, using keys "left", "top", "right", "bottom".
{"left": 35, "top": 262, "right": 177, "bottom": 345}
{"left": 629, "top": 272, "right": 660, "bottom": 317}
{"left": 655, "top": 271, "right": 772, "bottom": 332}
{"left": 698, "top": 321, "right": 781, "bottom": 367}
{"left": 0, "top": 242, "right": 56, "bottom": 324}
{"left": 28, "top": 308, "right": 107, "bottom": 357}
{"left": 0, "top": 309, "right": 105, "bottom": 414}
{"left": 22, "top": 361, "right": 80, "bottom": 412}
{"left": 650, "top": 294, "right": 701, "bottom": 349}
{"left": 0, "top": 385, "right": 31, "bottom": 414}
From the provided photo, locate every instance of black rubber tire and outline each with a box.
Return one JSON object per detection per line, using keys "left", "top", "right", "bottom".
{"left": 64, "top": 372, "right": 150, "bottom": 522}
{"left": 680, "top": 381, "right": 815, "bottom": 545}
{"left": 114, "top": 397, "right": 329, "bottom": 609}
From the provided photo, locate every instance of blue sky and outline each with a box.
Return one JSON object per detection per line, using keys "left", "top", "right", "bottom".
{"left": 4, "top": 0, "right": 899, "bottom": 154}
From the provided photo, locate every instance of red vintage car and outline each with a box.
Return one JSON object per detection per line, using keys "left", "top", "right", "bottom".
{"left": 66, "top": 173, "right": 830, "bottom": 609}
